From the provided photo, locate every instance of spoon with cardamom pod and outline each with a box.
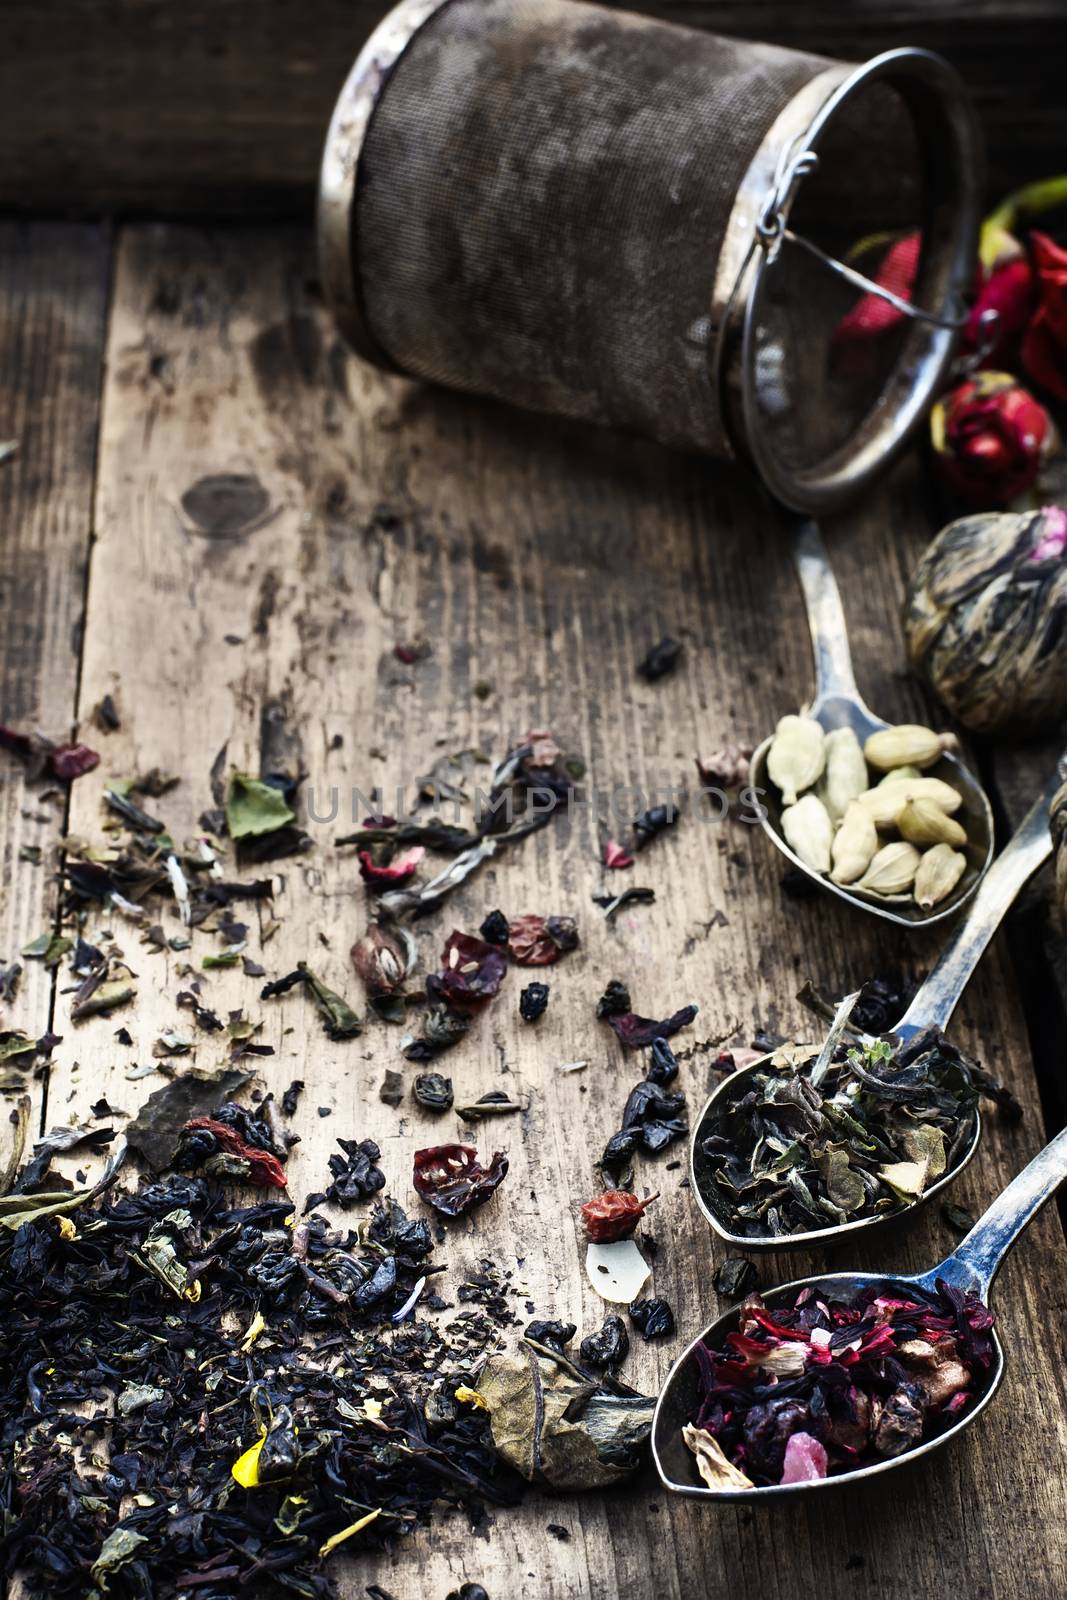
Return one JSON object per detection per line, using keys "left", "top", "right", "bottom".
{"left": 691, "top": 767, "right": 1059, "bottom": 1251}
{"left": 749, "top": 520, "right": 994, "bottom": 926}
{"left": 654, "top": 1120, "right": 1067, "bottom": 1499}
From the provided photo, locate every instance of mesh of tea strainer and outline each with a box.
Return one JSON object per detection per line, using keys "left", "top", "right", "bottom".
{"left": 319, "top": 0, "right": 981, "bottom": 514}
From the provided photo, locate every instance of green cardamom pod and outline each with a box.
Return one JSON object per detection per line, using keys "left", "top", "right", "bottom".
{"left": 817, "top": 726, "right": 868, "bottom": 823}
{"left": 913, "top": 843, "right": 967, "bottom": 909}
{"left": 766, "top": 715, "right": 826, "bottom": 807}
{"left": 854, "top": 840, "right": 922, "bottom": 898}
{"left": 830, "top": 800, "right": 878, "bottom": 885}
{"left": 864, "top": 723, "right": 958, "bottom": 772}
{"left": 781, "top": 793, "right": 833, "bottom": 875}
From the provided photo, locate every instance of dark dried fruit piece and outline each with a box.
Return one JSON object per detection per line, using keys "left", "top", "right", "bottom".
{"left": 508, "top": 914, "right": 579, "bottom": 966}
{"left": 596, "top": 979, "right": 632, "bottom": 1020}
{"left": 633, "top": 804, "right": 678, "bottom": 850}
{"left": 430, "top": 930, "right": 508, "bottom": 1008}
{"left": 579, "top": 1315, "right": 630, "bottom": 1372}
{"left": 628, "top": 1297, "right": 675, "bottom": 1341}
{"left": 648, "top": 1037, "right": 679, "bottom": 1084}
{"left": 606, "top": 1004, "right": 697, "bottom": 1049}
{"left": 526, "top": 1319, "right": 576, "bottom": 1351}
{"left": 413, "top": 1144, "right": 509, "bottom": 1217}
{"left": 479, "top": 909, "right": 510, "bottom": 946}
{"left": 520, "top": 982, "right": 550, "bottom": 1023}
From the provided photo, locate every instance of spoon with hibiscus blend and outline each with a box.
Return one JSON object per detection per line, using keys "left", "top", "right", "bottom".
{"left": 691, "top": 766, "right": 1061, "bottom": 1251}
{"left": 653, "top": 1119, "right": 1067, "bottom": 1498}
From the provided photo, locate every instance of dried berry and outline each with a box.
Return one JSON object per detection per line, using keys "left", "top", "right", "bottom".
{"left": 519, "top": 982, "right": 549, "bottom": 1023}
{"left": 580, "top": 1190, "right": 658, "bottom": 1243}
{"left": 413, "top": 1072, "right": 453, "bottom": 1113}
{"left": 628, "top": 1297, "right": 675, "bottom": 1341}
{"left": 429, "top": 931, "right": 507, "bottom": 1008}
{"left": 579, "top": 1315, "right": 630, "bottom": 1372}
{"left": 479, "top": 908, "right": 510, "bottom": 946}
{"left": 413, "top": 1144, "right": 509, "bottom": 1217}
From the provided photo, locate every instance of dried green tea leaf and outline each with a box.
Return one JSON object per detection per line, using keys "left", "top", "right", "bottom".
{"left": 0, "top": 1033, "right": 37, "bottom": 1063}
{"left": 71, "top": 979, "right": 137, "bottom": 1021}
{"left": 20, "top": 932, "right": 73, "bottom": 967}
{"left": 225, "top": 772, "right": 295, "bottom": 840}
{"left": 478, "top": 1339, "right": 654, "bottom": 1490}
{"left": 299, "top": 963, "right": 361, "bottom": 1040}
{"left": 817, "top": 1148, "right": 866, "bottom": 1214}
{"left": 90, "top": 1526, "right": 149, "bottom": 1588}
{"left": 0, "top": 1189, "right": 90, "bottom": 1231}
{"left": 900, "top": 1122, "right": 947, "bottom": 1181}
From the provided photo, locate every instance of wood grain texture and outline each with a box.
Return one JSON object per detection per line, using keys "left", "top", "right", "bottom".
{"left": 34, "top": 221, "right": 1067, "bottom": 1599}
{"left": 0, "top": 221, "right": 111, "bottom": 1166}
{"left": 2, "top": 0, "right": 1065, "bottom": 219}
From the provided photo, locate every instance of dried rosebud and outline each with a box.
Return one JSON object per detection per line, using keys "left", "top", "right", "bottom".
{"left": 1022, "top": 230, "right": 1067, "bottom": 402}
{"left": 931, "top": 371, "right": 1056, "bottom": 507}
{"left": 965, "top": 248, "right": 1035, "bottom": 367}
{"left": 580, "top": 1189, "right": 658, "bottom": 1243}
{"left": 904, "top": 507, "right": 1067, "bottom": 732}
{"left": 350, "top": 923, "right": 417, "bottom": 996}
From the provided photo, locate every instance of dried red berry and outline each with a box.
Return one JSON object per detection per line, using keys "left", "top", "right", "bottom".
{"left": 580, "top": 1189, "right": 658, "bottom": 1242}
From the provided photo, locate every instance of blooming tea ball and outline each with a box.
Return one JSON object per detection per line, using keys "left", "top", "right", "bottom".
{"left": 903, "top": 506, "right": 1067, "bottom": 733}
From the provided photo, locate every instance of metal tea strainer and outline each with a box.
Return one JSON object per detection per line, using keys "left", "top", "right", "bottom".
{"left": 318, "top": 0, "right": 981, "bottom": 514}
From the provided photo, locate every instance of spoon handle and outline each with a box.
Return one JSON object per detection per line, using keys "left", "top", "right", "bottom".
{"left": 893, "top": 768, "right": 1061, "bottom": 1044}
{"left": 926, "top": 1123, "right": 1067, "bottom": 1297}
{"left": 791, "top": 520, "right": 860, "bottom": 704}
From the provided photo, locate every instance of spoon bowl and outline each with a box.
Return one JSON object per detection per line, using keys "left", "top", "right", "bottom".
{"left": 754, "top": 520, "right": 994, "bottom": 927}
{"left": 656, "top": 1121, "right": 1067, "bottom": 1500}
{"left": 691, "top": 769, "right": 1060, "bottom": 1251}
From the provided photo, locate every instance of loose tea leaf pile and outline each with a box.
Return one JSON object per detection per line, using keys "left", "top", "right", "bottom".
{"left": 2, "top": 1180, "right": 523, "bottom": 1596}
{"left": 684, "top": 1278, "right": 994, "bottom": 1489}
{"left": 699, "top": 1024, "right": 992, "bottom": 1238}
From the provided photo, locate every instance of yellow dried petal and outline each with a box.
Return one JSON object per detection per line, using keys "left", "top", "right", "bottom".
{"left": 318, "top": 1507, "right": 382, "bottom": 1558}
{"left": 239, "top": 1311, "right": 267, "bottom": 1352}
{"left": 455, "top": 1384, "right": 489, "bottom": 1411}
{"left": 231, "top": 1429, "right": 268, "bottom": 1488}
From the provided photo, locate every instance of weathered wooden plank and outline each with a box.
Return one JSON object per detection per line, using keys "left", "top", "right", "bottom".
{"left": 0, "top": 221, "right": 111, "bottom": 1171}
{"left": 43, "top": 222, "right": 1067, "bottom": 1600}
{"left": 1, "top": 0, "right": 1064, "bottom": 219}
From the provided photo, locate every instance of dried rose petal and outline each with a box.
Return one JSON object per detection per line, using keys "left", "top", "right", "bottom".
{"left": 604, "top": 839, "right": 634, "bottom": 870}
{"left": 507, "top": 913, "right": 578, "bottom": 966}
{"left": 357, "top": 846, "right": 425, "bottom": 888}
{"left": 48, "top": 743, "right": 101, "bottom": 781}
{"left": 606, "top": 1004, "right": 697, "bottom": 1049}
{"left": 779, "top": 1432, "right": 828, "bottom": 1484}
{"left": 412, "top": 1143, "right": 508, "bottom": 1216}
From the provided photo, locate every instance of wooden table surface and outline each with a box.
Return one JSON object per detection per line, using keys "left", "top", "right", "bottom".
{"left": 3, "top": 218, "right": 1067, "bottom": 1600}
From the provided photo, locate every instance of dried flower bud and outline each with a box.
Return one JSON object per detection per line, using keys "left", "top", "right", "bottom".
{"left": 350, "top": 923, "right": 417, "bottom": 996}
{"left": 766, "top": 715, "right": 826, "bottom": 807}
{"left": 1022, "top": 231, "right": 1067, "bottom": 402}
{"left": 781, "top": 793, "right": 833, "bottom": 875}
{"left": 863, "top": 723, "right": 956, "bottom": 773}
{"left": 914, "top": 843, "right": 967, "bottom": 909}
{"left": 930, "top": 371, "right": 1056, "bottom": 507}
{"left": 904, "top": 507, "right": 1067, "bottom": 734}
{"left": 896, "top": 797, "right": 968, "bottom": 849}
{"left": 854, "top": 840, "right": 922, "bottom": 898}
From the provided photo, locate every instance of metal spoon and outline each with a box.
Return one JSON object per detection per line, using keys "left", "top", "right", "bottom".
{"left": 654, "top": 1120, "right": 1067, "bottom": 1499}
{"left": 749, "top": 519, "right": 994, "bottom": 927}
{"left": 691, "top": 768, "right": 1060, "bottom": 1251}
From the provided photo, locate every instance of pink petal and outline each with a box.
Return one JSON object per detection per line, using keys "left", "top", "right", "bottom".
{"left": 780, "top": 1433, "right": 828, "bottom": 1484}
{"left": 604, "top": 839, "right": 634, "bottom": 870}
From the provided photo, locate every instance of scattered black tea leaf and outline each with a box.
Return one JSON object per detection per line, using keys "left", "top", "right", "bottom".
{"left": 638, "top": 638, "right": 683, "bottom": 681}
{"left": 579, "top": 1315, "right": 630, "bottom": 1372}
{"left": 596, "top": 979, "right": 632, "bottom": 1019}
{"left": 323, "top": 1138, "right": 386, "bottom": 1206}
{"left": 380, "top": 1069, "right": 404, "bottom": 1107}
{"left": 520, "top": 982, "right": 549, "bottom": 1022}
{"left": 525, "top": 1318, "right": 576, "bottom": 1351}
{"left": 633, "top": 804, "right": 678, "bottom": 850}
{"left": 413, "top": 1072, "right": 454, "bottom": 1112}
{"left": 942, "top": 1201, "right": 977, "bottom": 1233}
{"left": 648, "top": 1037, "right": 679, "bottom": 1084}
{"left": 593, "top": 885, "right": 656, "bottom": 921}
{"left": 714, "top": 1257, "right": 759, "bottom": 1300}
{"left": 281, "top": 1079, "right": 304, "bottom": 1116}
{"left": 401, "top": 1003, "right": 471, "bottom": 1061}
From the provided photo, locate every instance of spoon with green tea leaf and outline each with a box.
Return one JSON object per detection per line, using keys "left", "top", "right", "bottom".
{"left": 654, "top": 1119, "right": 1067, "bottom": 1499}
{"left": 691, "top": 767, "right": 1059, "bottom": 1251}
{"left": 749, "top": 520, "right": 994, "bottom": 927}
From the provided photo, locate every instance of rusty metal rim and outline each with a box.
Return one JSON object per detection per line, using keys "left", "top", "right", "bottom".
{"left": 720, "top": 47, "right": 983, "bottom": 514}
{"left": 317, "top": 0, "right": 457, "bottom": 367}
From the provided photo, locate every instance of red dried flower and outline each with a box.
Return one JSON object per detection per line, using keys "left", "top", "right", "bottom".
{"left": 431, "top": 930, "right": 507, "bottom": 1007}
{"left": 580, "top": 1189, "right": 658, "bottom": 1242}
{"left": 180, "top": 1117, "right": 287, "bottom": 1188}
{"left": 1022, "top": 230, "right": 1067, "bottom": 401}
{"left": 931, "top": 371, "right": 1056, "bottom": 506}
{"left": 603, "top": 839, "right": 634, "bottom": 870}
{"left": 357, "top": 846, "right": 425, "bottom": 888}
{"left": 965, "top": 254, "right": 1036, "bottom": 365}
{"left": 834, "top": 232, "right": 920, "bottom": 343}
{"left": 507, "top": 914, "right": 579, "bottom": 966}
{"left": 413, "top": 1143, "right": 508, "bottom": 1216}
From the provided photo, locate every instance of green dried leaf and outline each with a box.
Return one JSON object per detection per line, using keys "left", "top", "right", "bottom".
{"left": 817, "top": 1147, "right": 866, "bottom": 1213}
{"left": 71, "top": 978, "right": 137, "bottom": 1021}
{"left": 0, "top": 1188, "right": 90, "bottom": 1231}
{"left": 225, "top": 772, "right": 294, "bottom": 840}
{"left": 299, "top": 962, "right": 361, "bottom": 1040}
{"left": 20, "top": 932, "right": 73, "bottom": 967}
{"left": 0, "top": 1032, "right": 37, "bottom": 1063}
{"left": 91, "top": 1526, "right": 149, "bottom": 1589}
{"left": 202, "top": 949, "right": 241, "bottom": 970}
